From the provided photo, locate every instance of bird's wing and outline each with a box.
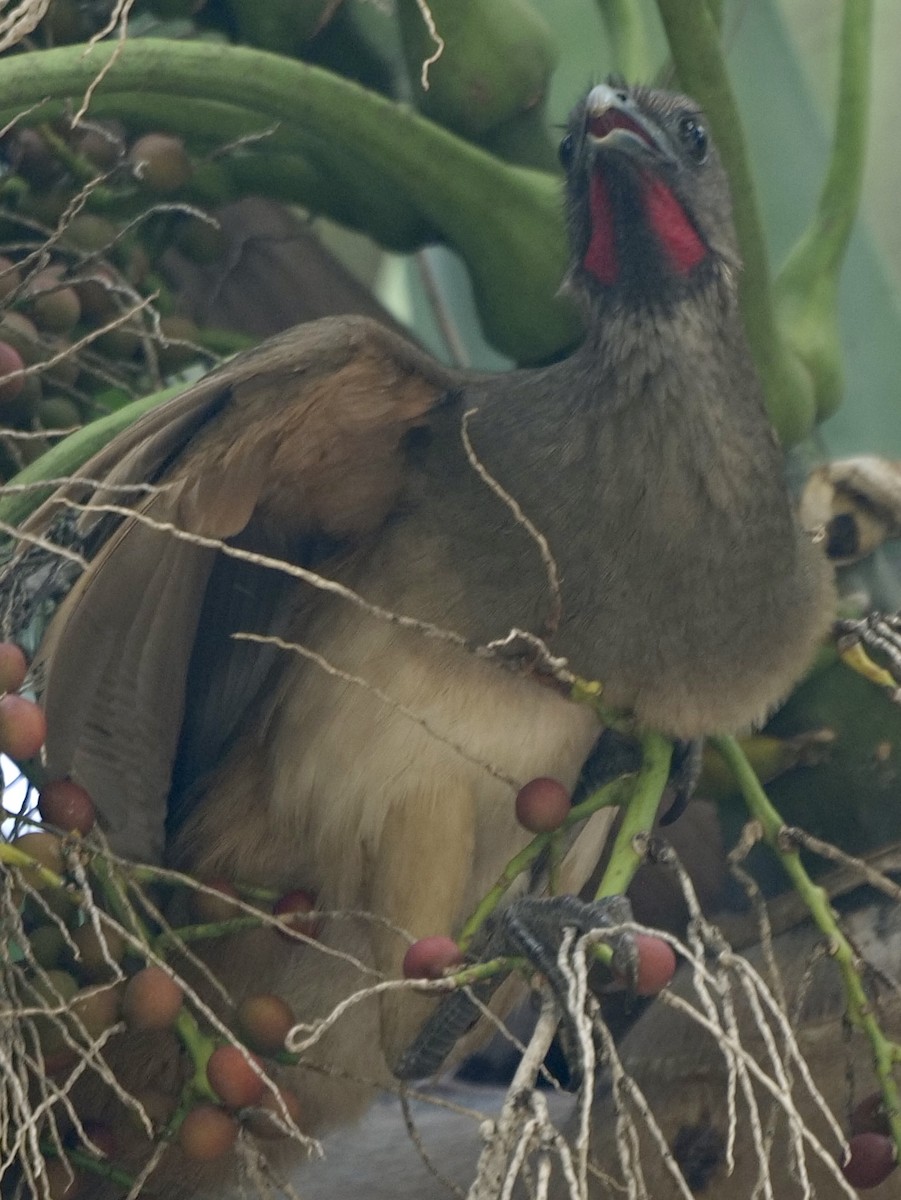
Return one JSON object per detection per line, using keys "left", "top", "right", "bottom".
{"left": 14, "top": 316, "right": 460, "bottom": 862}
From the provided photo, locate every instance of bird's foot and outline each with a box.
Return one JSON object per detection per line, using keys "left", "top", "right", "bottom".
{"left": 501, "top": 893, "right": 636, "bottom": 1090}
{"left": 394, "top": 893, "right": 638, "bottom": 1088}
{"left": 835, "top": 613, "right": 901, "bottom": 700}
{"left": 571, "top": 730, "right": 699, "bottom": 827}
{"left": 500, "top": 893, "right": 637, "bottom": 993}
{"left": 661, "top": 738, "right": 704, "bottom": 825}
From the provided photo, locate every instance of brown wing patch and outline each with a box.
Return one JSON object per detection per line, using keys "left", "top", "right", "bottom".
{"left": 37, "top": 497, "right": 217, "bottom": 861}
{"left": 18, "top": 317, "right": 458, "bottom": 862}
{"left": 267, "top": 348, "right": 441, "bottom": 538}
{"left": 164, "top": 343, "right": 445, "bottom": 547}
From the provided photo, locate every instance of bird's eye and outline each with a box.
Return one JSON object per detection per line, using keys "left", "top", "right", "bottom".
{"left": 558, "top": 132, "right": 575, "bottom": 170}
{"left": 678, "top": 115, "right": 708, "bottom": 164}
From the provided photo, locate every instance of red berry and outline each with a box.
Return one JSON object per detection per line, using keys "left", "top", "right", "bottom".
{"left": 71, "top": 982, "right": 122, "bottom": 1037}
{"left": 0, "top": 693, "right": 46, "bottom": 759}
{"left": 0, "top": 642, "right": 27, "bottom": 692}
{"left": 0, "top": 255, "right": 22, "bottom": 302}
{"left": 273, "top": 889, "right": 321, "bottom": 939}
{"left": 190, "top": 879, "right": 242, "bottom": 923}
{"left": 0, "top": 339, "right": 25, "bottom": 404}
{"left": 71, "top": 922, "right": 125, "bottom": 980}
{"left": 851, "top": 1092, "right": 891, "bottom": 1137}
{"left": 71, "top": 126, "right": 124, "bottom": 171}
{"left": 129, "top": 1088, "right": 176, "bottom": 1134}
{"left": 207, "top": 1044, "right": 265, "bottom": 1109}
{"left": 157, "top": 315, "right": 201, "bottom": 372}
{"left": 129, "top": 134, "right": 192, "bottom": 194}
{"left": 122, "top": 966, "right": 183, "bottom": 1031}
{"left": 177, "top": 1104, "right": 238, "bottom": 1161}
{"left": 842, "top": 1132, "right": 898, "bottom": 1188}
{"left": 514, "top": 777, "right": 571, "bottom": 833}
{"left": 29, "top": 924, "right": 66, "bottom": 969}
{"left": 631, "top": 935, "right": 677, "bottom": 996}
{"left": 25, "top": 268, "right": 81, "bottom": 334}
{"left": 74, "top": 264, "right": 120, "bottom": 322}
{"left": 236, "top": 992, "right": 296, "bottom": 1055}
{"left": 402, "top": 936, "right": 463, "bottom": 980}
{"left": 12, "top": 830, "right": 64, "bottom": 883}
{"left": 0, "top": 312, "right": 40, "bottom": 363}
{"left": 39, "top": 779, "right": 96, "bottom": 835}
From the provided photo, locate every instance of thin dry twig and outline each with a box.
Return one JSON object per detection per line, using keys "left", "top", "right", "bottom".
{"left": 461, "top": 408, "right": 563, "bottom": 637}
{"left": 0, "top": 0, "right": 51, "bottom": 54}
{"left": 71, "top": 0, "right": 138, "bottom": 127}
{"left": 233, "top": 630, "right": 520, "bottom": 789}
{"left": 400, "top": 1090, "right": 467, "bottom": 1200}
{"left": 413, "top": 0, "right": 445, "bottom": 90}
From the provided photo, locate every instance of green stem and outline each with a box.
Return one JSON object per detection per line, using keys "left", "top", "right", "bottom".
{"left": 156, "top": 916, "right": 263, "bottom": 950}
{"left": 653, "top": 1, "right": 770, "bottom": 334}
{"left": 0, "top": 842, "right": 65, "bottom": 889}
{"left": 86, "top": 861, "right": 219, "bottom": 1108}
{"left": 653, "top": 0, "right": 813, "bottom": 444}
{"left": 193, "top": 327, "right": 255, "bottom": 358}
{"left": 41, "top": 1140, "right": 136, "bottom": 1189}
{"left": 773, "top": 0, "right": 873, "bottom": 422}
{"left": 595, "top": 0, "right": 653, "bottom": 81}
{"left": 174, "top": 1008, "right": 217, "bottom": 1102}
{"left": 705, "top": 0, "right": 724, "bottom": 31}
{"left": 37, "top": 122, "right": 106, "bottom": 186}
{"left": 712, "top": 734, "right": 901, "bottom": 1161}
{"left": 801, "top": 0, "right": 872, "bottom": 278}
{"left": 448, "top": 956, "right": 523, "bottom": 989}
{"left": 595, "top": 731, "right": 672, "bottom": 898}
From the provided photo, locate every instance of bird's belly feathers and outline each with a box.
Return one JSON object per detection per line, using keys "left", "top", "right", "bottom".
{"left": 174, "top": 604, "right": 611, "bottom": 1119}
{"left": 180, "top": 607, "right": 605, "bottom": 921}
{"left": 552, "top": 475, "right": 836, "bottom": 739}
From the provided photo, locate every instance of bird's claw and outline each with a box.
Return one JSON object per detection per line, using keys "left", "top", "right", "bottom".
{"left": 500, "top": 893, "right": 637, "bottom": 1090}
{"left": 395, "top": 893, "right": 638, "bottom": 1090}
{"left": 499, "top": 893, "right": 637, "bottom": 992}
{"left": 661, "top": 737, "right": 704, "bottom": 826}
{"left": 835, "top": 613, "right": 901, "bottom": 700}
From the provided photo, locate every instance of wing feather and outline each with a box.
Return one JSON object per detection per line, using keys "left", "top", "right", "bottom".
{"left": 18, "top": 316, "right": 459, "bottom": 861}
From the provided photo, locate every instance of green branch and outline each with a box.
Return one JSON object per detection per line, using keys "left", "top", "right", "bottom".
{"left": 595, "top": 731, "right": 672, "bottom": 898}
{"left": 41, "top": 1140, "right": 136, "bottom": 1190}
{"left": 713, "top": 733, "right": 901, "bottom": 1162}
{"left": 595, "top": 0, "right": 653, "bottom": 81}
{"left": 0, "top": 39, "right": 577, "bottom": 364}
{"left": 774, "top": 0, "right": 873, "bottom": 422}
{"left": 654, "top": 0, "right": 815, "bottom": 445}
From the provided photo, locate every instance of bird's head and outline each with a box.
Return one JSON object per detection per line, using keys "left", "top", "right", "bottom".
{"left": 561, "top": 82, "right": 741, "bottom": 313}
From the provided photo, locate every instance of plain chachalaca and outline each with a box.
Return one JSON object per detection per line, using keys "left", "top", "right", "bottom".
{"left": 3, "top": 82, "right": 834, "bottom": 1191}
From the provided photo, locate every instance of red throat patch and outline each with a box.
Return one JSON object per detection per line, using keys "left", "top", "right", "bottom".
{"left": 584, "top": 172, "right": 618, "bottom": 284}
{"left": 642, "top": 174, "right": 707, "bottom": 275}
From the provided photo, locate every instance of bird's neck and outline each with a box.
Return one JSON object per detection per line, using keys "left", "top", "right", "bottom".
{"left": 574, "top": 278, "right": 781, "bottom": 485}
{"left": 479, "top": 275, "right": 791, "bottom": 557}
{"left": 573, "top": 272, "right": 746, "bottom": 405}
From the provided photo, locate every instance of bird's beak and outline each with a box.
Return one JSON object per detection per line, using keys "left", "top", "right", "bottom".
{"left": 583, "top": 84, "right": 674, "bottom": 166}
